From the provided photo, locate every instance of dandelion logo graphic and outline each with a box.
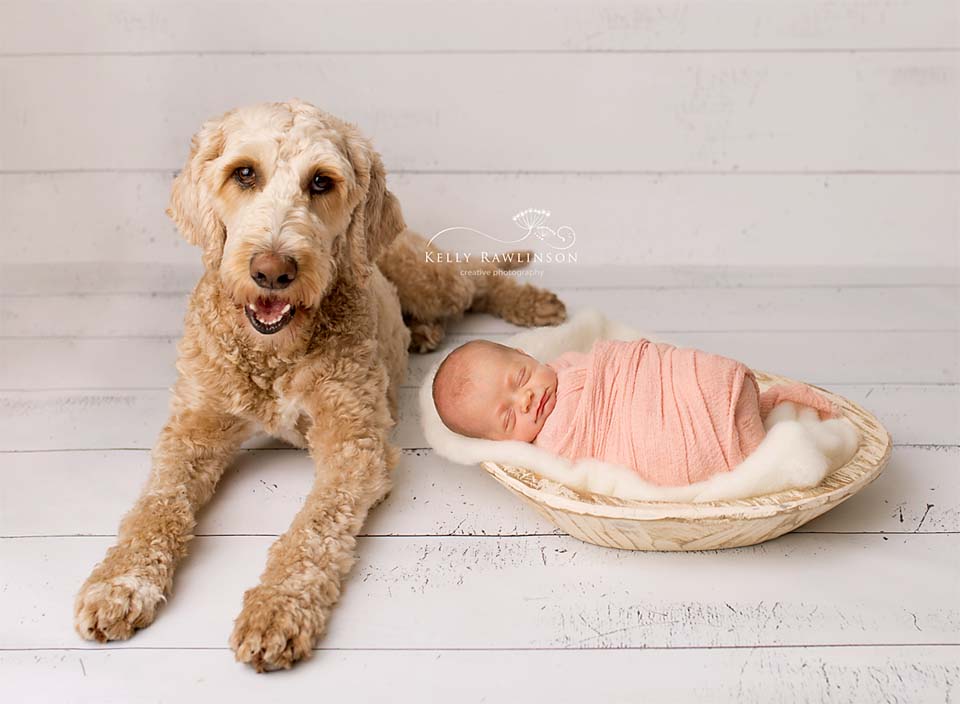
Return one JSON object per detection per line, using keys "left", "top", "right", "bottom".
{"left": 427, "top": 208, "right": 577, "bottom": 251}
{"left": 511, "top": 208, "right": 576, "bottom": 251}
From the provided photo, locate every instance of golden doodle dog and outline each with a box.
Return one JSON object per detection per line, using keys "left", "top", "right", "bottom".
{"left": 73, "top": 99, "right": 566, "bottom": 672}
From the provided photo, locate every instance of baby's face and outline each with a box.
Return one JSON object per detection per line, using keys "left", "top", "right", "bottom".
{"left": 449, "top": 344, "right": 558, "bottom": 442}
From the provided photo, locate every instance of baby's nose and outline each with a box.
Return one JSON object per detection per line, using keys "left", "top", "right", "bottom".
{"left": 520, "top": 388, "right": 534, "bottom": 413}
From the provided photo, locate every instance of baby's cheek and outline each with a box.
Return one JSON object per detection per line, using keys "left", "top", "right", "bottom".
{"left": 523, "top": 422, "right": 539, "bottom": 442}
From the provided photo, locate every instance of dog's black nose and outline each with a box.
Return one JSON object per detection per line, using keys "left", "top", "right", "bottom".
{"left": 250, "top": 253, "right": 298, "bottom": 290}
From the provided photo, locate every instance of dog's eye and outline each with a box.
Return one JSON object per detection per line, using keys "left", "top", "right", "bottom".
{"left": 310, "top": 173, "right": 333, "bottom": 195}
{"left": 233, "top": 166, "right": 257, "bottom": 189}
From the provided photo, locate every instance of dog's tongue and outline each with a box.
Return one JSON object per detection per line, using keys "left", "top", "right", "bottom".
{"left": 254, "top": 297, "right": 288, "bottom": 322}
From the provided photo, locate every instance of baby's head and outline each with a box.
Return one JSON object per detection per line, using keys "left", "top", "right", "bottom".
{"left": 432, "top": 339, "right": 558, "bottom": 442}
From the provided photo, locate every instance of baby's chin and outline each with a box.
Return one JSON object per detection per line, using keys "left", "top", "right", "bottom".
{"left": 520, "top": 414, "right": 553, "bottom": 443}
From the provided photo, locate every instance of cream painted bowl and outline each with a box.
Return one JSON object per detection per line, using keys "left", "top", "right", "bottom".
{"left": 479, "top": 370, "right": 893, "bottom": 551}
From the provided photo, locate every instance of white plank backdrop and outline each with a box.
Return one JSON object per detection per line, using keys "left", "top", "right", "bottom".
{"left": 0, "top": 1, "right": 958, "bottom": 702}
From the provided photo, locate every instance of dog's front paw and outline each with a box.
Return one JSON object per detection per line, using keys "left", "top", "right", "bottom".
{"left": 230, "top": 584, "right": 326, "bottom": 673}
{"left": 74, "top": 573, "right": 166, "bottom": 642}
{"left": 503, "top": 285, "right": 567, "bottom": 327}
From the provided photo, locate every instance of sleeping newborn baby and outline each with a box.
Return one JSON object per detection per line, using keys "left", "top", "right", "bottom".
{"left": 431, "top": 338, "right": 841, "bottom": 487}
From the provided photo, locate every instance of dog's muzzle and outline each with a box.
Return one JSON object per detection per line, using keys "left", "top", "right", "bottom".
{"left": 244, "top": 252, "right": 299, "bottom": 334}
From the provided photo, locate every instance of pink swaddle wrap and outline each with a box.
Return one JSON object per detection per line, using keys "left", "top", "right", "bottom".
{"left": 532, "top": 339, "right": 839, "bottom": 487}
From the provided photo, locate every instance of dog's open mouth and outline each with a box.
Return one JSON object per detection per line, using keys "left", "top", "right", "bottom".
{"left": 244, "top": 297, "right": 295, "bottom": 335}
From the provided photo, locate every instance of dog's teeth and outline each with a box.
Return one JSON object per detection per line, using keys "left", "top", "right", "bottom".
{"left": 281, "top": 304, "right": 291, "bottom": 314}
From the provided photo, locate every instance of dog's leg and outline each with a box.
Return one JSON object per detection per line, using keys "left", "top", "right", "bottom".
{"left": 467, "top": 264, "right": 568, "bottom": 327}
{"left": 377, "top": 230, "right": 567, "bottom": 352}
{"left": 377, "top": 230, "right": 474, "bottom": 324}
{"left": 229, "top": 372, "right": 396, "bottom": 673}
{"left": 74, "top": 404, "right": 251, "bottom": 642}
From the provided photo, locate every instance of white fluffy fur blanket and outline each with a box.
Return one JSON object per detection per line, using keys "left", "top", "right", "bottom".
{"left": 419, "top": 309, "right": 861, "bottom": 503}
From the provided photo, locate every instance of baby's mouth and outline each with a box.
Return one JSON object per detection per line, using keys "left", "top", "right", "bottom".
{"left": 244, "top": 297, "right": 295, "bottom": 335}
{"left": 536, "top": 388, "right": 550, "bottom": 421}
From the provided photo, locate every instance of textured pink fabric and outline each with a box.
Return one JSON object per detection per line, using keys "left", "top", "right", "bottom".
{"left": 532, "top": 339, "right": 840, "bottom": 487}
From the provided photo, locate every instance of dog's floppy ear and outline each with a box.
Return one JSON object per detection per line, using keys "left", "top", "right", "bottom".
{"left": 166, "top": 113, "right": 229, "bottom": 270}
{"left": 343, "top": 132, "right": 406, "bottom": 275}
{"left": 362, "top": 146, "right": 406, "bottom": 262}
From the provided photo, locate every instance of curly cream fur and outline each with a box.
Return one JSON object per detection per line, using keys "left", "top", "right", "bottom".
{"left": 73, "top": 98, "right": 566, "bottom": 672}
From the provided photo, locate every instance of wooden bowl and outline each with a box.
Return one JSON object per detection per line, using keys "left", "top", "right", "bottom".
{"left": 479, "top": 370, "right": 892, "bottom": 551}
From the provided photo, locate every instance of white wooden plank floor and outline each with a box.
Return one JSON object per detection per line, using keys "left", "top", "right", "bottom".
{"left": 1, "top": 266, "right": 958, "bottom": 702}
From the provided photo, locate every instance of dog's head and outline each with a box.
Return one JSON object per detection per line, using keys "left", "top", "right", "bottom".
{"left": 166, "top": 99, "right": 405, "bottom": 337}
